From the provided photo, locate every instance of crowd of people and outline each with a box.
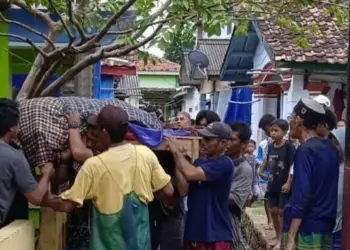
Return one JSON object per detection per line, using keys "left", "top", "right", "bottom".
{"left": 0, "top": 94, "right": 346, "bottom": 250}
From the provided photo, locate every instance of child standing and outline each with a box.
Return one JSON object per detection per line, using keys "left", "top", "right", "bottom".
{"left": 245, "top": 139, "right": 260, "bottom": 207}
{"left": 259, "top": 119, "right": 295, "bottom": 250}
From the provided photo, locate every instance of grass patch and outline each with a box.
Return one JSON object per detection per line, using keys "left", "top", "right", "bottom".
{"left": 250, "top": 200, "right": 266, "bottom": 215}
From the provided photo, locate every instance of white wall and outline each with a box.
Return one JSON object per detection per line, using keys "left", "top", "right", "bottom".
{"left": 182, "top": 88, "right": 200, "bottom": 119}
{"left": 202, "top": 25, "right": 232, "bottom": 39}
{"left": 253, "top": 41, "right": 270, "bottom": 69}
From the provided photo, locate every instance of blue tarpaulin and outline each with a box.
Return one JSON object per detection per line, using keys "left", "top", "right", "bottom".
{"left": 223, "top": 87, "right": 252, "bottom": 125}
{"left": 128, "top": 123, "right": 191, "bottom": 149}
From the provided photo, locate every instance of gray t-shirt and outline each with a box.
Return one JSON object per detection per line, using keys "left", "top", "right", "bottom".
{"left": 0, "top": 141, "right": 37, "bottom": 227}
{"left": 229, "top": 159, "right": 253, "bottom": 210}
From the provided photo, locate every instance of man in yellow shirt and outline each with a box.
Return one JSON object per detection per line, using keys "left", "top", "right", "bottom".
{"left": 43, "top": 105, "right": 174, "bottom": 250}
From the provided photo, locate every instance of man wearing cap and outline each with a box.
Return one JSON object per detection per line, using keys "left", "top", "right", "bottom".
{"left": 43, "top": 105, "right": 174, "bottom": 250}
{"left": 166, "top": 122, "right": 234, "bottom": 250}
{"left": 282, "top": 98, "right": 339, "bottom": 250}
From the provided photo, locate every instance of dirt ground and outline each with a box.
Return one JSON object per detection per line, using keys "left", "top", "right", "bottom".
{"left": 246, "top": 206, "right": 276, "bottom": 249}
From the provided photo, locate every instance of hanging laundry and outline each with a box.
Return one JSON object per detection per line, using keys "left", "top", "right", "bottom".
{"left": 332, "top": 88, "right": 346, "bottom": 121}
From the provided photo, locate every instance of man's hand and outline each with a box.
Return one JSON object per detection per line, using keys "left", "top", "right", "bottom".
{"left": 165, "top": 136, "right": 182, "bottom": 153}
{"left": 65, "top": 113, "right": 81, "bottom": 126}
{"left": 41, "top": 162, "right": 55, "bottom": 180}
{"left": 281, "top": 182, "right": 291, "bottom": 194}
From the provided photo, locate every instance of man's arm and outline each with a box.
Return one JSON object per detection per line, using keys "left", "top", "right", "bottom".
{"left": 13, "top": 155, "right": 54, "bottom": 206}
{"left": 68, "top": 128, "right": 93, "bottom": 163}
{"left": 174, "top": 167, "right": 189, "bottom": 197}
{"left": 172, "top": 150, "right": 206, "bottom": 182}
{"left": 287, "top": 148, "right": 312, "bottom": 238}
{"left": 42, "top": 160, "right": 95, "bottom": 213}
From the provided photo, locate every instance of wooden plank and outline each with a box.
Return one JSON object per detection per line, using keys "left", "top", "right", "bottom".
{"left": 39, "top": 208, "right": 66, "bottom": 250}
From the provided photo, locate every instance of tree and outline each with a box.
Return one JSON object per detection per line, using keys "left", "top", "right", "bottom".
{"left": 163, "top": 24, "right": 195, "bottom": 65}
{"left": 0, "top": 0, "right": 347, "bottom": 100}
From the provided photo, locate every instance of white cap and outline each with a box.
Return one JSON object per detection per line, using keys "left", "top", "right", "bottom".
{"left": 313, "top": 95, "right": 330, "bottom": 107}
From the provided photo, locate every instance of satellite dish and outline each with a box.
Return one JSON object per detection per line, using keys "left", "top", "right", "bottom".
{"left": 188, "top": 50, "right": 209, "bottom": 80}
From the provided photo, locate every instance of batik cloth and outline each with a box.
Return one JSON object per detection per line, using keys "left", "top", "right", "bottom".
{"left": 281, "top": 232, "right": 332, "bottom": 250}
{"left": 184, "top": 241, "right": 231, "bottom": 250}
{"left": 17, "top": 97, "right": 161, "bottom": 168}
{"left": 61, "top": 144, "right": 171, "bottom": 250}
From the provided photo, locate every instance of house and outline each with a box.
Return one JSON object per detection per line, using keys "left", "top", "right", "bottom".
{"left": 179, "top": 25, "right": 233, "bottom": 119}
{"left": 137, "top": 58, "right": 181, "bottom": 119}
{"left": 220, "top": 6, "right": 348, "bottom": 142}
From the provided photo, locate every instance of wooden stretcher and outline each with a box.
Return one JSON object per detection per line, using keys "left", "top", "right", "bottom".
{"left": 39, "top": 136, "right": 201, "bottom": 250}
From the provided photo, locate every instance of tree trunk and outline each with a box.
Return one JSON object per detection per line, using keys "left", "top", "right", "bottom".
{"left": 16, "top": 31, "right": 58, "bottom": 101}
{"left": 74, "top": 53, "right": 94, "bottom": 98}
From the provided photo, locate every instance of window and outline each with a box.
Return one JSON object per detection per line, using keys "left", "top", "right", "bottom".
{"left": 189, "top": 108, "right": 193, "bottom": 113}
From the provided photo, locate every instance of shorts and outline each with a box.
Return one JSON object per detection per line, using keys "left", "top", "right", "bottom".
{"left": 259, "top": 183, "right": 268, "bottom": 199}
{"left": 281, "top": 232, "right": 332, "bottom": 250}
{"left": 268, "top": 192, "right": 289, "bottom": 209}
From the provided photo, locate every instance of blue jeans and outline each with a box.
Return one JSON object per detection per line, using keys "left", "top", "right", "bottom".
{"left": 332, "top": 230, "right": 342, "bottom": 250}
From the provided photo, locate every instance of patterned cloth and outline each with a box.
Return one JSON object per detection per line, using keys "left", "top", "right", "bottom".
{"left": 281, "top": 232, "right": 332, "bottom": 250}
{"left": 184, "top": 242, "right": 231, "bottom": 250}
{"left": 17, "top": 97, "right": 161, "bottom": 168}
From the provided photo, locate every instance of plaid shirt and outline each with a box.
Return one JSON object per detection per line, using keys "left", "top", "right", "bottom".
{"left": 17, "top": 97, "right": 161, "bottom": 168}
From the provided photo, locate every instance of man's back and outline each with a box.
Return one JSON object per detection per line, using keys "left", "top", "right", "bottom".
{"left": 0, "top": 142, "right": 37, "bottom": 227}
{"left": 61, "top": 143, "right": 171, "bottom": 250}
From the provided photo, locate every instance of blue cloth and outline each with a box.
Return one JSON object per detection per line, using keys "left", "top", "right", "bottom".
{"left": 184, "top": 156, "right": 234, "bottom": 242}
{"left": 257, "top": 140, "right": 269, "bottom": 184}
{"left": 223, "top": 87, "right": 252, "bottom": 125}
{"left": 128, "top": 123, "right": 191, "bottom": 148}
{"left": 283, "top": 137, "right": 339, "bottom": 233}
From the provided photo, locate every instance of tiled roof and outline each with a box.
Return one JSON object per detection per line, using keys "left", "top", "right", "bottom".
{"left": 136, "top": 58, "right": 180, "bottom": 72}
{"left": 256, "top": 5, "right": 348, "bottom": 64}
{"left": 115, "top": 75, "right": 142, "bottom": 96}
{"left": 196, "top": 39, "right": 230, "bottom": 75}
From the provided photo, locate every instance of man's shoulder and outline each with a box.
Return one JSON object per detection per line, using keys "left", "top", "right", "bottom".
{"left": 237, "top": 160, "right": 253, "bottom": 176}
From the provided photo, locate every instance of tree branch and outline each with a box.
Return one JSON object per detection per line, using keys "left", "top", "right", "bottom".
{"left": 12, "top": 0, "right": 54, "bottom": 28}
{"left": 0, "top": 33, "right": 48, "bottom": 58}
{"left": 131, "top": 0, "right": 172, "bottom": 40}
{"left": 40, "top": 23, "right": 163, "bottom": 97}
{"left": 0, "top": 12, "right": 56, "bottom": 49}
{"left": 48, "top": 0, "right": 75, "bottom": 44}
{"left": 104, "top": 23, "right": 163, "bottom": 57}
{"left": 32, "top": 58, "right": 64, "bottom": 97}
{"left": 67, "top": 0, "right": 88, "bottom": 42}
{"left": 40, "top": 50, "right": 105, "bottom": 96}
{"left": 89, "top": 0, "right": 136, "bottom": 43}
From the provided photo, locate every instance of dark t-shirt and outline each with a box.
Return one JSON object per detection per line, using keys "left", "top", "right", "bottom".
{"left": 0, "top": 141, "right": 38, "bottom": 227}
{"left": 184, "top": 155, "right": 234, "bottom": 242}
{"left": 266, "top": 141, "right": 295, "bottom": 193}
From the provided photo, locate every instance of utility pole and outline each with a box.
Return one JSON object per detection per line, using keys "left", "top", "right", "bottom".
{"left": 342, "top": 8, "right": 350, "bottom": 249}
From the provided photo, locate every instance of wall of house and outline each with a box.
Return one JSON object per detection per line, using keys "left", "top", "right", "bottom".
{"left": 138, "top": 74, "right": 177, "bottom": 89}
{"left": 182, "top": 88, "right": 200, "bottom": 119}
{"left": 253, "top": 41, "right": 270, "bottom": 69}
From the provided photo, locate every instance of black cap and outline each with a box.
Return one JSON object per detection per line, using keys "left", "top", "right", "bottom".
{"left": 197, "top": 122, "right": 232, "bottom": 139}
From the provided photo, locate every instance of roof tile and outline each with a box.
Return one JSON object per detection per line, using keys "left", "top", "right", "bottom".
{"left": 136, "top": 58, "right": 180, "bottom": 72}
{"left": 257, "top": 5, "right": 348, "bottom": 64}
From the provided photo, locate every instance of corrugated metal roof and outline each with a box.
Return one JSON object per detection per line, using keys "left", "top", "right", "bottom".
{"left": 197, "top": 39, "right": 230, "bottom": 75}
{"left": 115, "top": 75, "right": 142, "bottom": 96}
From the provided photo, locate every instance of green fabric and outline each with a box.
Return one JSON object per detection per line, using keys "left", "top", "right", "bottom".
{"left": 281, "top": 232, "right": 332, "bottom": 250}
{"left": 90, "top": 191, "right": 151, "bottom": 250}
